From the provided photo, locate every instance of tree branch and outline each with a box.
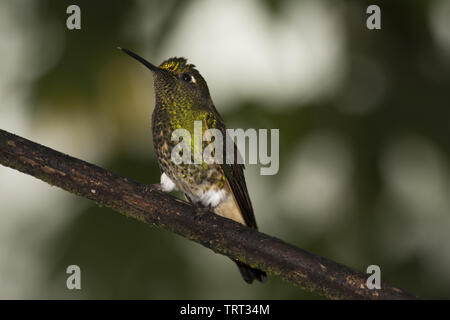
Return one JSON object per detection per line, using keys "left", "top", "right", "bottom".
{"left": 0, "top": 128, "right": 416, "bottom": 299}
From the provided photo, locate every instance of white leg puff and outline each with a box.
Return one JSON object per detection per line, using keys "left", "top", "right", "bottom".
{"left": 160, "top": 172, "right": 177, "bottom": 192}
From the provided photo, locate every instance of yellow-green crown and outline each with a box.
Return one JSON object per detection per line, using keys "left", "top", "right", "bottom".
{"left": 159, "top": 57, "right": 196, "bottom": 74}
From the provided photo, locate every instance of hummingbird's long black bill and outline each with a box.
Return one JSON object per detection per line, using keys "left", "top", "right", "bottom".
{"left": 117, "top": 47, "right": 160, "bottom": 72}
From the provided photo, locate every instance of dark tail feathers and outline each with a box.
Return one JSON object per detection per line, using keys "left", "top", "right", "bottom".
{"left": 235, "top": 260, "right": 267, "bottom": 284}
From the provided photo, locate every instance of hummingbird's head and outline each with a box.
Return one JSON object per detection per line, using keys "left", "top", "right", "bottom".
{"left": 118, "top": 47, "right": 212, "bottom": 110}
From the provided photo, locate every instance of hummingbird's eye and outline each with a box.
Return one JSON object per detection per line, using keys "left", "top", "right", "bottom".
{"left": 181, "top": 72, "right": 195, "bottom": 83}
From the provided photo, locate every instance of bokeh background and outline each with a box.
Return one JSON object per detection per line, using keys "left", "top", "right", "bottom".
{"left": 0, "top": 0, "right": 449, "bottom": 299}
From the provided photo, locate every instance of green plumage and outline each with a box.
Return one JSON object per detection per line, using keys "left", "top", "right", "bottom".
{"left": 120, "top": 49, "right": 266, "bottom": 284}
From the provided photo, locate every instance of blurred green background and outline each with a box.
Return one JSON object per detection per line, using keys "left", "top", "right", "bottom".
{"left": 0, "top": 0, "right": 449, "bottom": 299}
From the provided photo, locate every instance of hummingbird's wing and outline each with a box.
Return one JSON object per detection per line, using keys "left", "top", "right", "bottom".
{"left": 203, "top": 107, "right": 267, "bottom": 283}
{"left": 204, "top": 107, "right": 258, "bottom": 229}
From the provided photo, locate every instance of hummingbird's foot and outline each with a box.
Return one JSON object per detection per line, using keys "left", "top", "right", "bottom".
{"left": 193, "top": 206, "right": 212, "bottom": 221}
{"left": 140, "top": 183, "right": 163, "bottom": 194}
{"left": 152, "top": 183, "right": 164, "bottom": 192}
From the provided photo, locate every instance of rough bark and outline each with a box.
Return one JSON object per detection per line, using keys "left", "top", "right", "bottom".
{"left": 0, "top": 128, "right": 417, "bottom": 299}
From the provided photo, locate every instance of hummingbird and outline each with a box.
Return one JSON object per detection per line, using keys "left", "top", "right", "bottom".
{"left": 119, "top": 47, "right": 267, "bottom": 284}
